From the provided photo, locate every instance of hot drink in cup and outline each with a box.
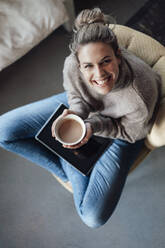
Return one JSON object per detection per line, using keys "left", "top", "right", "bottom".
{"left": 54, "top": 114, "right": 86, "bottom": 146}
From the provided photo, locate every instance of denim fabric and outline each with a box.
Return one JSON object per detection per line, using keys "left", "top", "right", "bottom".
{"left": 0, "top": 92, "right": 144, "bottom": 228}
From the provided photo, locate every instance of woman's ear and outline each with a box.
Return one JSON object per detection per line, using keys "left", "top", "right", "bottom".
{"left": 79, "top": 63, "right": 83, "bottom": 73}
{"left": 76, "top": 54, "right": 82, "bottom": 71}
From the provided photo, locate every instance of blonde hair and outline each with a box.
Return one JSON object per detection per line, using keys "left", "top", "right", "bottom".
{"left": 69, "top": 8, "right": 119, "bottom": 57}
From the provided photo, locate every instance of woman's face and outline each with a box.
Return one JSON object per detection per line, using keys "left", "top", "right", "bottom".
{"left": 78, "top": 42, "right": 121, "bottom": 95}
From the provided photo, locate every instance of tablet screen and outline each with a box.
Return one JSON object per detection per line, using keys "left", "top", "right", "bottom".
{"left": 35, "top": 104, "right": 112, "bottom": 176}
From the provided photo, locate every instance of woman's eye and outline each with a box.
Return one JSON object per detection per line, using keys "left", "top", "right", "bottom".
{"left": 84, "top": 64, "right": 92, "bottom": 69}
{"left": 103, "top": 59, "right": 111, "bottom": 64}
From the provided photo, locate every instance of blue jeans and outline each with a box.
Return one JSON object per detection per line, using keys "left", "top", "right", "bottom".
{"left": 0, "top": 92, "right": 144, "bottom": 228}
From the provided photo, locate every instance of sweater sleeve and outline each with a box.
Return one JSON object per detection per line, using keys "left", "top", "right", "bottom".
{"left": 85, "top": 52, "right": 160, "bottom": 143}
{"left": 85, "top": 101, "right": 149, "bottom": 143}
{"left": 63, "top": 54, "right": 92, "bottom": 119}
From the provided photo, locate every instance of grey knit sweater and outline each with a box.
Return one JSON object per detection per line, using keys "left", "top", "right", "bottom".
{"left": 63, "top": 48, "right": 161, "bottom": 143}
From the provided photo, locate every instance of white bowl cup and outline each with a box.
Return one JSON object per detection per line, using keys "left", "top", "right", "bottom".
{"left": 53, "top": 114, "right": 86, "bottom": 146}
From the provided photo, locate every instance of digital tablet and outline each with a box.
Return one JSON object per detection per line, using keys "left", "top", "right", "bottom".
{"left": 35, "top": 104, "right": 112, "bottom": 176}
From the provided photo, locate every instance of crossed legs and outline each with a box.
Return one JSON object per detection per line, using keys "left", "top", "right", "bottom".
{"left": 0, "top": 92, "right": 144, "bottom": 228}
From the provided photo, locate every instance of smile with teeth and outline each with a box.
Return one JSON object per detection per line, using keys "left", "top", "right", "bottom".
{"left": 94, "top": 76, "right": 112, "bottom": 87}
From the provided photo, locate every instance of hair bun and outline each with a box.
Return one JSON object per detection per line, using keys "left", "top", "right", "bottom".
{"left": 74, "top": 8, "right": 108, "bottom": 32}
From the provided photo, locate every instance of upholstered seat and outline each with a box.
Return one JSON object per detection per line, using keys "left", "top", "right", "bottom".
{"left": 111, "top": 25, "right": 165, "bottom": 172}
{"left": 54, "top": 25, "right": 165, "bottom": 191}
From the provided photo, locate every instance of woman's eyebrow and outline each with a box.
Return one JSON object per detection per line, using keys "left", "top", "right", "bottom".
{"left": 82, "top": 56, "right": 112, "bottom": 65}
{"left": 82, "top": 61, "right": 92, "bottom": 65}
{"left": 100, "top": 56, "right": 111, "bottom": 62}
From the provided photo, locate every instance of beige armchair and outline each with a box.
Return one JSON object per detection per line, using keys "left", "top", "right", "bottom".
{"left": 54, "top": 25, "right": 165, "bottom": 191}
{"left": 111, "top": 25, "right": 165, "bottom": 172}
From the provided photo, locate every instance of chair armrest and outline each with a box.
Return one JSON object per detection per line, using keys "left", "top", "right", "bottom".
{"left": 110, "top": 24, "right": 165, "bottom": 149}
{"left": 146, "top": 98, "right": 165, "bottom": 149}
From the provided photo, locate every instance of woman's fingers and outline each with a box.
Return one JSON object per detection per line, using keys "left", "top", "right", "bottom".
{"left": 62, "top": 138, "right": 88, "bottom": 149}
{"left": 62, "top": 109, "right": 77, "bottom": 117}
{"left": 62, "top": 109, "right": 70, "bottom": 117}
{"left": 51, "top": 111, "right": 93, "bottom": 150}
{"left": 62, "top": 141, "right": 85, "bottom": 149}
{"left": 51, "top": 109, "right": 69, "bottom": 137}
{"left": 85, "top": 122, "right": 93, "bottom": 139}
{"left": 51, "top": 120, "right": 56, "bottom": 137}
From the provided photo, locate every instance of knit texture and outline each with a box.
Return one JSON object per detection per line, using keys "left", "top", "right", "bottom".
{"left": 63, "top": 48, "right": 161, "bottom": 143}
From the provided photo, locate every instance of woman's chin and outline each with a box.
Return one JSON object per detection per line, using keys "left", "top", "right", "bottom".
{"left": 94, "top": 84, "right": 114, "bottom": 95}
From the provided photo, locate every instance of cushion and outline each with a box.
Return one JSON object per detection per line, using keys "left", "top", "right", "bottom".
{"left": 110, "top": 24, "right": 165, "bottom": 148}
{"left": 0, "top": 0, "right": 69, "bottom": 71}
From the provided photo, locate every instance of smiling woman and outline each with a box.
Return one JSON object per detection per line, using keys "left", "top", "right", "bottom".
{"left": 62, "top": 7, "right": 160, "bottom": 143}
{"left": 78, "top": 42, "right": 120, "bottom": 95}
{"left": 0, "top": 8, "right": 161, "bottom": 228}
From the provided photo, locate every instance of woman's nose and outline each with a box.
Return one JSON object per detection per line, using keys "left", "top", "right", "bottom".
{"left": 94, "top": 65, "right": 105, "bottom": 78}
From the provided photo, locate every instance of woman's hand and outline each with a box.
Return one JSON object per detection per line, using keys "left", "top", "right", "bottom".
{"left": 51, "top": 109, "right": 77, "bottom": 138}
{"left": 62, "top": 122, "right": 93, "bottom": 149}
